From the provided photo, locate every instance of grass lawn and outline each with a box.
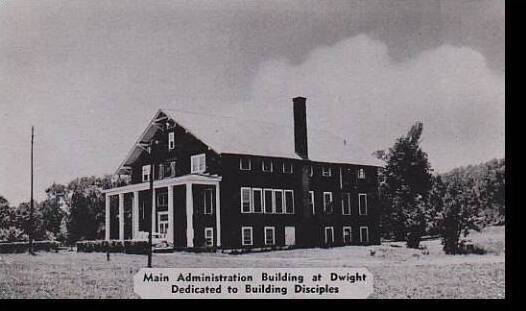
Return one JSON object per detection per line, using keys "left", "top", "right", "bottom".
{"left": 0, "top": 226, "right": 505, "bottom": 299}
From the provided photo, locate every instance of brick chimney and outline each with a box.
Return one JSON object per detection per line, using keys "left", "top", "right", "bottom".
{"left": 293, "top": 96, "right": 308, "bottom": 159}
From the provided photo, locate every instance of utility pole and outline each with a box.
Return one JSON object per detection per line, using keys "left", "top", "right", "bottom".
{"left": 147, "top": 140, "right": 156, "bottom": 268}
{"left": 29, "top": 126, "right": 35, "bottom": 255}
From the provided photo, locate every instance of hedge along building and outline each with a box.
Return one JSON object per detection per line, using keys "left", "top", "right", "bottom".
{"left": 102, "top": 97, "right": 383, "bottom": 250}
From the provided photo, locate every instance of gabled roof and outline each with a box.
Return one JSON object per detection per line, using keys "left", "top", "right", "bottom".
{"left": 115, "top": 108, "right": 383, "bottom": 175}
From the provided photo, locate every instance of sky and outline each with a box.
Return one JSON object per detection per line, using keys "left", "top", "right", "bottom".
{"left": 0, "top": 0, "right": 505, "bottom": 205}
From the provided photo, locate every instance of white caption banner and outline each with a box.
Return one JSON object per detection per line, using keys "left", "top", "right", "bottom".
{"left": 134, "top": 267, "right": 373, "bottom": 299}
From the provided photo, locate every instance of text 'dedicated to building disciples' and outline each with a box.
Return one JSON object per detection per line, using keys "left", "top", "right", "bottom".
{"left": 133, "top": 268, "right": 373, "bottom": 299}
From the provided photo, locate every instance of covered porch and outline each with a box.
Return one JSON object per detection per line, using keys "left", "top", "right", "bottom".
{"left": 102, "top": 174, "right": 222, "bottom": 248}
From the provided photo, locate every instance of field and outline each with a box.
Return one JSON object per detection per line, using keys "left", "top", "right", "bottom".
{"left": 0, "top": 226, "right": 505, "bottom": 299}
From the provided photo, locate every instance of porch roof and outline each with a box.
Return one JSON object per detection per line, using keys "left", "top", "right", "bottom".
{"left": 103, "top": 173, "right": 221, "bottom": 196}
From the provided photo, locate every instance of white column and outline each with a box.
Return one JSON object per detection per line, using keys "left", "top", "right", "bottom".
{"left": 151, "top": 189, "right": 156, "bottom": 234}
{"left": 167, "top": 186, "right": 174, "bottom": 244}
{"left": 132, "top": 191, "right": 139, "bottom": 239}
{"left": 215, "top": 183, "right": 221, "bottom": 247}
{"left": 185, "top": 182, "right": 194, "bottom": 248}
{"left": 118, "top": 193, "right": 124, "bottom": 241}
{"left": 105, "top": 194, "right": 111, "bottom": 241}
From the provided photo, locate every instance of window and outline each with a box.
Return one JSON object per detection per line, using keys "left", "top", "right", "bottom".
{"left": 203, "top": 189, "right": 214, "bottom": 215}
{"left": 157, "top": 211, "right": 169, "bottom": 234}
{"left": 169, "top": 161, "right": 176, "bottom": 177}
{"left": 322, "top": 166, "right": 332, "bottom": 177}
{"left": 343, "top": 226, "right": 352, "bottom": 244}
{"left": 142, "top": 165, "right": 151, "bottom": 182}
{"left": 241, "top": 187, "right": 252, "bottom": 213}
{"left": 274, "top": 190, "right": 283, "bottom": 214}
{"left": 204, "top": 227, "right": 214, "bottom": 247}
{"left": 191, "top": 154, "right": 206, "bottom": 173}
{"left": 324, "top": 226, "right": 334, "bottom": 244}
{"left": 284, "top": 190, "right": 294, "bottom": 214}
{"left": 309, "top": 166, "right": 314, "bottom": 177}
{"left": 158, "top": 164, "right": 164, "bottom": 179}
{"left": 157, "top": 192, "right": 168, "bottom": 207}
{"left": 360, "top": 226, "right": 369, "bottom": 243}
{"left": 264, "top": 189, "right": 273, "bottom": 213}
{"left": 323, "top": 192, "right": 333, "bottom": 214}
{"left": 359, "top": 193, "right": 368, "bottom": 215}
{"left": 358, "top": 168, "right": 365, "bottom": 179}
{"left": 168, "top": 132, "right": 175, "bottom": 150}
{"left": 262, "top": 159, "right": 273, "bottom": 172}
{"left": 282, "top": 162, "right": 293, "bottom": 174}
{"left": 240, "top": 158, "right": 251, "bottom": 170}
{"left": 242, "top": 227, "right": 253, "bottom": 246}
{"left": 264, "top": 227, "right": 275, "bottom": 245}
{"left": 252, "top": 188, "right": 263, "bottom": 213}
{"left": 308, "top": 191, "right": 315, "bottom": 214}
{"left": 342, "top": 193, "right": 351, "bottom": 215}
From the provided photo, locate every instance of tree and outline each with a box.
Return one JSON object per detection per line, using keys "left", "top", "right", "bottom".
{"left": 13, "top": 201, "right": 46, "bottom": 241}
{"left": 0, "top": 195, "right": 13, "bottom": 229}
{"left": 377, "top": 122, "right": 433, "bottom": 248}
{"left": 40, "top": 183, "right": 67, "bottom": 236}
{"left": 65, "top": 175, "right": 112, "bottom": 243}
{"left": 439, "top": 177, "right": 483, "bottom": 254}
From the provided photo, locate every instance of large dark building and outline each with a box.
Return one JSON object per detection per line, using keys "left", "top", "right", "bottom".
{"left": 103, "top": 97, "right": 382, "bottom": 250}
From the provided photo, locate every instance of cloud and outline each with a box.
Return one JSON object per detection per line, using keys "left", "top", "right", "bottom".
{"left": 244, "top": 34, "right": 504, "bottom": 172}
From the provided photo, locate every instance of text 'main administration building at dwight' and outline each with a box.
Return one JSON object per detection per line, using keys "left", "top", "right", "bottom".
{"left": 102, "top": 97, "right": 382, "bottom": 250}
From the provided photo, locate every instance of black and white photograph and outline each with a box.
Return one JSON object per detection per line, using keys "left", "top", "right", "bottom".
{"left": 0, "top": 0, "right": 506, "bottom": 300}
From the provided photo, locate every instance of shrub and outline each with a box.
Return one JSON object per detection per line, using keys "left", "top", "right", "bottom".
{"left": 0, "top": 226, "right": 28, "bottom": 242}
{"left": 76, "top": 240, "right": 149, "bottom": 254}
{"left": 0, "top": 241, "right": 61, "bottom": 253}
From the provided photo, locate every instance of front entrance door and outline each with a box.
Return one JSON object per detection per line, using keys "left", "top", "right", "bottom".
{"left": 157, "top": 211, "right": 169, "bottom": 236}
{"left": 285, "top": 226, "right": 295, "bottom": 246}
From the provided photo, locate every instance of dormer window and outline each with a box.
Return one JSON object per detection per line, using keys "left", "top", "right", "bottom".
{"left": 168, "top": 132, "right": 175, "bottom": 150}
{"left": 282, "top": 162, "right": 293, "bottom": 174}
{"left": 142, "top": 165, "right": 151, "bottom": 182}
{"left": 262, "top": 159, "right": 273, "bottom": 172}
{"left": 240, "top": 158, "right": 251, "bottom": 170}
{"left": 358, "top": 168, "right": 365, "bottom": 179}
{"left": 191, "top": 154, "right": 206, "bottom": 173}
{"left": 322, "top": 166, "right": 332, "bottom": 177}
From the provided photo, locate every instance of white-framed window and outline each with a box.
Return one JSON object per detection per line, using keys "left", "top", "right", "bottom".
{"left": 158, "top": 164, "right": 164, "bottom": 179}
{"left": 190, "top": 153, "right": 206, "bottom": 173}
{"left": 157, "top": 211, "right": 169, "bottom": 234}
{"left": 282, "top": 162, "right": 293, "bottom": 174}
{"left": 240, "top": 158, "right": 251, "bottom": 170}
{"left": 242, "top": 226, "right": 253, "bottom": 246}
{"left": 252, "top": 188, "right": 263, "bottom": 213}
{"left": 342, "top": 192, "right": 351, "bottom": 215}
{"left": 241, "top": 187, "right": 252, "bottom": 213}
{"left": 203, "top": 189, "right": 214, "bottom": 215}
{"left": 264, "top": 226, "right": 275, "bottom": 245}
{"left": 157, "top": 192, "right": 168, "bottom": 208}
{"left": 284, "top": 190, "right": 294, "bottom": 214}
{"left": 324, "top": 226, "right": 334, "bottom": 244}
{"left": 274, "top": 190, "right": 284, "bottom": 214}
{"left": 168, "top": 131, "right": 175, "bottom": 150}
{"left": 359, "top": 193, "right": 368, "bottom": 215}
{"left": 262, "top": 159, "right": 273, "bottom": 172}
{"left": 358, "top": 168, "right": 365, "bottom": 179}
{"left": 263, "top": 189, "right": 273, "bottom": 214}
{"left": 322, "top": 166, "right": 332, "bottom": 177}
{"left": 204, "top": 227, "right": 214, "bottom": 247}
{"left": 142, "top": 165, "right": 151, "bottom": 182}
{"left": 343, "top": 226, "right": 352, "bottom": 244}
{"left": 308, "top": 191, "right": 315, "bottom": 214}
{"left": 169, "top": 161, "right": 176, "bottom": 177}
{"left": 309, "top": 166, "right": 314, "bottom": 177}
{"left": 323, "top": 192, "right": 333, "bottom": 214}
{"left": 360, "top": 226, "right": 369, "bottom": 243}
